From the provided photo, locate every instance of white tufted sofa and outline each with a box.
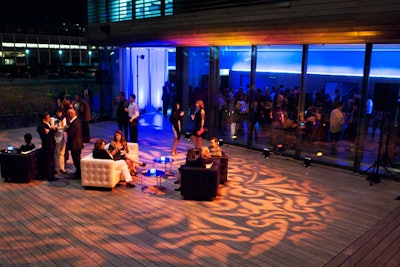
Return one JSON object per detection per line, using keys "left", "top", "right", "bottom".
{"left": 81, "top": 142, "right": 139, "bottom": 189}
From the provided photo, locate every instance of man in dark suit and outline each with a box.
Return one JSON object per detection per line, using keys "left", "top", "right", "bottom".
{"left": 114, "top": 92, "right": 130, "bottom": 140}
{"left": 66, "top": 109, "right": 84, "bottom": 179}
{"left": 81, "top": 83, "right": 93, "bottom": 107}
{"left": 162, "top": 81, "right": 171, "bottom": 117}
{"left": 37, "top": 112, "right": 58, "bottom": 181}
{"left": 77, "top": 94, "right": 92, "bottom": 143}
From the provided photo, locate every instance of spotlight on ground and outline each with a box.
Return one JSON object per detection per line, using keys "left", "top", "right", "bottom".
{"left": 184, "top": 132, "right": 191, "bottom": 140}
{"left": 262, "top": 148, "right": 270, "bottom": 158}
{"left": 316, "top": 151, "right": 323, "bottom": 157}
{"left": 218, "top": 138, "right": 224, "bottom": 147}
{"left": 304, "top": 157, "right": 312, "bottom": 168}
{"left": 232, "top": 135, "right": 238, "bottom": 140}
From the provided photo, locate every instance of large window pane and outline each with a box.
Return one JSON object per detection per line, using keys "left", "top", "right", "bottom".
{"left": 218, "top": 46, "right": 252, "bottom": 146}
{"left": 364, "top": 44, "right": 400, "bottom": 175}
{"left": 184, "top": 47, "right": 211, "bottom": 143}
{"left": 304, "top": 44, "right": 365, "bottom": 168}
{"left": 253, "top": 45, "right": 302, "bottom": 154}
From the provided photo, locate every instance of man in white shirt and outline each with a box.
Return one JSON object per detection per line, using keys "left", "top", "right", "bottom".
{"left": 127, "top": 94, "right": 140, "bottom": 142}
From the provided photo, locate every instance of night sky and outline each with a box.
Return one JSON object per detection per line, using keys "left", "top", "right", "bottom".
{"left": 0, "top": 0, "right": 87, "bottom": 26}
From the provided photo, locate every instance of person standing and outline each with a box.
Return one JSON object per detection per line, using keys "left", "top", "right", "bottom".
{"left": 37, "top": 111, "right": 58, "bottom": 181}
{"left": 81, "top": 83, "right": 93, "bottom": 112}
{"left": 77, "top": 94, "right": 92, "bottom": 143}
{"left": 191, "top": 99, "right": 206, "bottom": 148}
{"left": 114, "top": 92, "right": 129, "bottom": 140}
{"left": 329, "top": 101, "right": 345, "bottom": 155}
{"left": 56, "top": 91, "right": 67, "bottom": 110}
{"left": 127, "top": 94, "right": 140, "bottom": 143}
{"left": 53, "top": 107, "right": 67, "bottom": 175}
{"left": 162, "top": 81, "right": 171, "bottom": 117}
{"left": 72, "top": 94, "right": 81, "bottom": 117}
{"left": 170, "top": 101, "right": 185, "bottom": 155}
{"left": 66, "top": 109, "right": 84, "bottom": 180}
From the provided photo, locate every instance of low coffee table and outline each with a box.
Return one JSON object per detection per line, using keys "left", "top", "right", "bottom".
{"left": 153, "top": 157, "right": 174, "bottom": 177}
{"left": 140, "top": 169, "right": 166, "bottom": 195}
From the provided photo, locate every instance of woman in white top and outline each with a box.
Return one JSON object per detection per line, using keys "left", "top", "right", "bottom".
{"left": 53, "top": 107, "right": 67, "bottom": 174}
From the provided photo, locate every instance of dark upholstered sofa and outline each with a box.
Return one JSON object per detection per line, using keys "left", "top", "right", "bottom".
{"left": 179, "top": 148, "right": 221, "bottom": 201}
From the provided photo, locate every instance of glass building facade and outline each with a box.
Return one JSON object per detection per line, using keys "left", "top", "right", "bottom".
{"left": 88, "top": 1, "right": 400, "bottom": 175}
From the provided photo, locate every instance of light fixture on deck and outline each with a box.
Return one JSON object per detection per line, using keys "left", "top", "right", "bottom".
{"left": 218, "top": 138, "right": 224, "bottom": 147}
{"left": 316, "top": 151, "right": 323, "bottom": 157}
{"left": 262, "top": 148, "right": 270, "bottom": 158}
{"left": 304, "top": 157, "right": 312, "bottom": 168}
{"left": 184, "top": 132, "right": 191, "bottom": 140}
{"left": 276, "top": 143, "right": 285, "bottom": 153}
{"left": 232, "top": 135, "right": 238, "bottom": 140}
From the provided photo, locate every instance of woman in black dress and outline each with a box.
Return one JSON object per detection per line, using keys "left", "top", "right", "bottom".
{"left": 170, "top": 102, "right": 185, "bottom": 155}
{"left": 191, "top": 99, "right": 206, "bottom": 148}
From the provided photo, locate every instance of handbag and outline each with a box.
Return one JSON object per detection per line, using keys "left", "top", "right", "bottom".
{"left": 197, "top": 127, "right": 207, "bottom": 136}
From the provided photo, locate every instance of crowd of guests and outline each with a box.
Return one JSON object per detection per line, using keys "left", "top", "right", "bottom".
{"left": 30, "top": 84, "right": 92, "bottom": 181}
{"left": 209, "top": 83, "right": 387, "bottom": 157}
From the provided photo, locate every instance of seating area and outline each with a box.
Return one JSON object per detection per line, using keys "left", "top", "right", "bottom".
{"left": 80, "top": 142, "right": 139, "bottom": 189}
{"left": 1, "top": 117, "right": 400, "bottom": 265}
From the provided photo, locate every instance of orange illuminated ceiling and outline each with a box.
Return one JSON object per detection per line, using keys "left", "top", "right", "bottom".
{"left": 86, "top": 1, "right": 400, "bottom": 47}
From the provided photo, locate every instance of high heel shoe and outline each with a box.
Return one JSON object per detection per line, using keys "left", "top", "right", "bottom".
{"left": 140, "top": 162, "right": 147, "bottom": 167}
{"left": 171, "top": 151, "right": 177, "bottom": 156}
{"left": 174, "top": 187, "right": 181, "bottom": 191}
{"left": 130, "top": 170, "right": 138, "bottom": 176}
{"left": 126, "top": 182, "right": 136, "bottom": 188}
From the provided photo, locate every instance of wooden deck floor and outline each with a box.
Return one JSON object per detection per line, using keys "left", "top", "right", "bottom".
{"left": 1, "top": 112, "right": 400, "bottom": 266}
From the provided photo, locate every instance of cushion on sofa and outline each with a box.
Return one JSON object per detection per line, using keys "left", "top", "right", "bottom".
{"left": 212, "top": 151, "right": 228, "bottom": 184}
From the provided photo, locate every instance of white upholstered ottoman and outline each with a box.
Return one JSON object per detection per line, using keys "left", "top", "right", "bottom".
{"left": 81, "top": 142, "right": 139, "bottom": 189}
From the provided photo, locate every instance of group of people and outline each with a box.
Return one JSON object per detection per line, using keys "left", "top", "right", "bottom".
{"left": 36, "top": 108, "right": 83, "bottom": 181}
{"left": 33, "top": 83, "right": 216, "bottom": 189}
{"left": 33, "top": 84, "right": 94, "bottom": 181}
{"left": 92, "top": 130, "right": 147, "bottom": 188}
{"left": 169, "top": 99, "right": 207, "bottom": 156}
